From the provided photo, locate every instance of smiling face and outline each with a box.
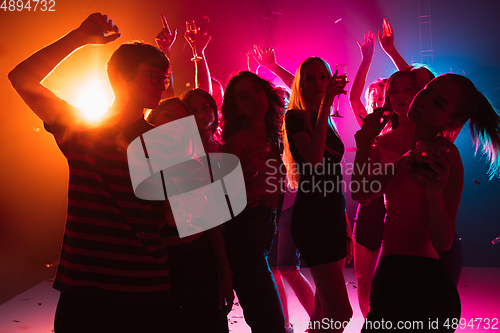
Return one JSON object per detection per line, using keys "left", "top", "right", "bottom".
{"left": 187, "top": 94, "right": 216, "bottom": 131}
{"left": 233, "top": 77, "right": 269, "bottom": 120}
{"left": 128, "top": 64, "right": 167, "bottom": 110}
{"left": 387, "top": 74, "right": 419, "bottom": 116}
{"left": 211, "top": 80, "right": 224, "bottom": 111}
{"left": 301, "top": 60, "right": 331, "bottom": 104}
{"left": 408, "top": 75, "right": 461, "bottom": 131}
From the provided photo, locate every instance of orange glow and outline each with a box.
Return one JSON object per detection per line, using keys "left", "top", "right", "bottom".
{"left": 74, "top": 73, "right": 114, "bottom": 121}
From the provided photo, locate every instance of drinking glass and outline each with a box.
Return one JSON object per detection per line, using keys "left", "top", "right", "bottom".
{"left": 186, "top": 20, "right": 203, "bottom": 61}
{"left": 332, "top": 64, "right": 347, "bottom": 118}
{"left": 409, "top": 140, "right": 450, "bottom": 179}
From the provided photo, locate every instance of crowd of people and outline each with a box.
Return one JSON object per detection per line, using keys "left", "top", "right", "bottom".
{"left": 8, "top": 12, "right": 500, "bottom": 333}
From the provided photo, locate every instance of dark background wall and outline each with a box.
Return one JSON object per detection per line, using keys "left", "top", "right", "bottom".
{"left": 1, "top": 0, "right": 499, "bottom": 303}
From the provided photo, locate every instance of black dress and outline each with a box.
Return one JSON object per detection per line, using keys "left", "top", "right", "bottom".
{"left": 285, "top": 110, "right": 347, "bottom": 267}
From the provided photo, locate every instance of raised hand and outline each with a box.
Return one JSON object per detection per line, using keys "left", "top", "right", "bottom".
{"left": 75, "top": 13, "right": 121, "bottom": 45}
{"left": 156, "top": 14, "right": 177, "bottom": 53}
{"left": 184, "top": 28, "right": 212, "bottom": 56}
{"left": 357, "top": 30, "right": 375, "bottom": 63}
{"left": 251, "top": 44, "right": 277, "bottom": 68}
{"left": 378, "top": 18, "right": 395, "bottom": 53}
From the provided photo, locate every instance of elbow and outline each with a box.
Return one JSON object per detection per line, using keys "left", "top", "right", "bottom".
{"left": 8, "top": 69, "right": 18, "bottom": 87}
{"left": 431, "top": 234, "right": 454, "bottom": 253}
{"left": 433, "top": 241, "right": 452, "bottom": 253}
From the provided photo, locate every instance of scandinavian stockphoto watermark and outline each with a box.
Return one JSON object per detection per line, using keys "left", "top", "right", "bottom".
{"left": 265, "top": 158, "right": 395, "bottom": 196}
{"left": 127, "top": 116, "right": 247, "bottom": 238}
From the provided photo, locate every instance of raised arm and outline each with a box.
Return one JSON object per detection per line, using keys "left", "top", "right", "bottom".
{"left": 378, "top": 18, "right": 409, "bottom": 71}
{"left": 349, "top": 30, "right": 375, "bottom": 128}
{"left": 184, "top": 27, "right": 213, "bottom": 94}
{"left": 251, "top": 45, "right": 294, "bottom": 89}
{"left": 8, "top": 13, "right": 120, "bottom": 126}
{"left": 156, "top": 14, "right": 177, "bottom": 98}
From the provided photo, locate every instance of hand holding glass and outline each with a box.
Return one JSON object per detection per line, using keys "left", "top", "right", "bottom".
{"left": 409, "top": 140, "right": 450, "bottom": 180}
{"left": 186, "top": 20, "right": 203, "bottom": 62}
{"left": 332, "top": 64, "right": 347, "bottom": 118}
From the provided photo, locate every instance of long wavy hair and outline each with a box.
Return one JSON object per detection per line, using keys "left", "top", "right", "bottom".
{"left": 365, "top": 78, "right": 387, "bottom": 114}
{"left": 282, "top": 57, "right": 335, "bottom": 189}
{"left": 220, "top": 71, "right": 283, "bottom": 147}
{"left": 443, "top": 74, "right": 500, "bottom": 178}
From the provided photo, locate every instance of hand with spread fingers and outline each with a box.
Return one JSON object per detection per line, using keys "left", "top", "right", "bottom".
{"left": 184, "top": 28, "right": 212, "bottom": 57}
{"left": 378, "top": 18, "right": 395, "bottom": 53}
{"left": 251, "top": 44, "right": 277, "bottom": 68}
{"left": 75, "top": 13, "right": 121, "bottom": 45}
{"left": 156, "top": 14, "right": 177, "bottom": 54}
{"left": 357, "top": 30, "right": 375, "bottom": 63}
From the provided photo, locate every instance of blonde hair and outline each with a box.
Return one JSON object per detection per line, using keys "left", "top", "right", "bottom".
{"left": 282, "top": 57, "right": 336, "bottom": 188}
{"left": 445, "top": 74, "right": 500, "bottom": 178}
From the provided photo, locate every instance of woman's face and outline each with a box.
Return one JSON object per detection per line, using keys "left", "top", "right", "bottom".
{"left": 301, "top": 61, "right": 330, "bottom": 103}
{"left": 276, "top": 89, "right": 289, "bottom": 114}
{"left": 187, "top": 94, "right": 216, "bottom": 132}
{"left": 408, "top": 75, "right": 460, "bottom": 130}
{"left": 233, "top": 77, "right": 269, "bottom": 120}
{"left": 152, "top": 102, "right": 188, "bottom": 126}
{"left": 388, "top": 74, "right": 419, "bottom": 116}
{"left": 212, "top": 82, "right": 224, "bottom": 111}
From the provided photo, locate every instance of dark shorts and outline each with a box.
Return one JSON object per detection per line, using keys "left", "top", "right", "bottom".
{"left": 268, "top": 206, "right": 301, "bottom": 270}
{"left": 363, "top": 255, "right": 461, "bottom": 332}
{"left": 353, "top": 196, "right": 386, "bottom": 252}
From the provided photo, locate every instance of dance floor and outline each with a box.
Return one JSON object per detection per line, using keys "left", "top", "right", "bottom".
{"left": 0, "top": 267, "right": 499, "bottom": 333}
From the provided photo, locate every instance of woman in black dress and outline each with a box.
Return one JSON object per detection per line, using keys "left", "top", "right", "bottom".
{"left": 283, "top": 57, "right": 352, "bottom": 332}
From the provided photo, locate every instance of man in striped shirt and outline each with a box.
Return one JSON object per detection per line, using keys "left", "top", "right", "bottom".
{"left": 9, "top": 13, "right": 185, "bottom": 332}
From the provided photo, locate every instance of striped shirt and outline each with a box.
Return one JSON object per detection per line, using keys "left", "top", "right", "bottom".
{"left": 46, "top": 117, "right": 172, "bottom": 299}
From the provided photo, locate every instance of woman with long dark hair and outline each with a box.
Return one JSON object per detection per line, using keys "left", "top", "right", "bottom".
{"left": 221, "top": 71, "right": 287, "bottom": 332}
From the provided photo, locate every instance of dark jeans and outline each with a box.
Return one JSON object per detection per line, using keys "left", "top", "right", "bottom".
{"left": 54, "top": 291, "right": 186, "bottom": 333}
{"left": 223, "top": 205, "right": 286, "bottom": 333}
{"left": 168, "top": 233, "right": 229, "bottom": 332}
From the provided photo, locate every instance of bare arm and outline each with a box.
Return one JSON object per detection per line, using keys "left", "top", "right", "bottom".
{"left": 349, "top": 31, "right": 375, "bottom": 128}
{"left": 251, "top": 45, "right": 295, "bottom": 89}
{"left": 378, "top": 18, "right": 409, "bottom": 71}
{"left": 8, "top": 13, "right": 120, "bottom": 126}
{"left": 290, "top": 72, "right": 346, "bottom": 165}
{"left": 156, "top": 14, "right": 176, "bottom": 98}
{"left": 184, "top": 24, "right": 212, "bottom": 94}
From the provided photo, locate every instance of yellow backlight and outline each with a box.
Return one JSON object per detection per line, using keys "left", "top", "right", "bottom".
{"left": 75, "top": 73, "right": 113, "bottom": 121}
